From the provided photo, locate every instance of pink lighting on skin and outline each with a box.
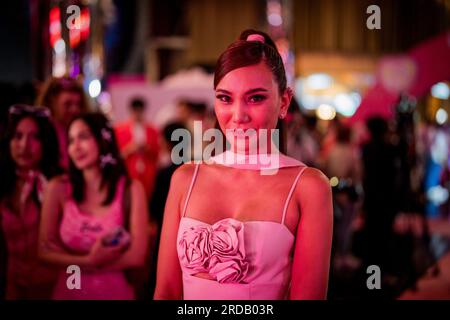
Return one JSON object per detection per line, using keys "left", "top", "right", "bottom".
{"left": 214, "top": 62, "right": 291, "bottom": 155}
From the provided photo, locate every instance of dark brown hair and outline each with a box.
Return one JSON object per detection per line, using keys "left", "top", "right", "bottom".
{"left": 68, "top": 113, "right": 128, "bottom": 205}
{"left": 36, "top": 76, "right": 89, "bottom": 116}
{"left": 214, "top": 29, "right": 287, "bottom": 93}
{"left": 213, "top": 29, "right": 289, "bottom": 153}
{"left": 0, "top": 105, "right": 63, "bottom": 205}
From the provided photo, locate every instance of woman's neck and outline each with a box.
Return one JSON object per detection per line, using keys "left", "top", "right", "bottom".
{"left": 82, "top": 166, "right": 102, "bottom": 191}
{"left": 54, "top": 119, "right": 68, "bottom": 132}
{"left": 15, "top": 166, "right": 39, "bottom": 178}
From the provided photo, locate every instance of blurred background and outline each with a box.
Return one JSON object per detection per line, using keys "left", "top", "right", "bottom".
{"left": 0, "top": 0, "right": 449, "bottom": 300}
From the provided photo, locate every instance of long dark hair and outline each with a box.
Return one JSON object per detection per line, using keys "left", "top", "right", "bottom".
{"left": 68, "top": 113, "right": 128, "bottom": 206}
{"left": 213, "top": 29, "right": 288, "bottom": 153}
{"left": 0, "top": 105, "right": 63, "bottom": 204}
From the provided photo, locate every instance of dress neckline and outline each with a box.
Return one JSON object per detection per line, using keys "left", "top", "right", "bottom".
{"left": 65, "top": 176, "right": 125, "bottom": 219}
{"left": 67, "top": 199, "right": 119, "bottom": 220}
{"left": 180, "top": 216, "right": 295, "bottom": 238}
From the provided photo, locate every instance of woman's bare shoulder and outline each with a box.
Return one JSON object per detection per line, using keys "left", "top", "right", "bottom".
{"left": 172, "top": 162, "right": 198, "bottom": 179}
{"left": 170, "top": 162, "right": 199, "bottom": 191}
{"left": 45, "top": 174, "right": 71, "bottom": 205}
{"left": 296, "top": 167, "right": 331, "bottom": 198}
{"left": 47, "top": 174, "right": 70, "bottom": 190}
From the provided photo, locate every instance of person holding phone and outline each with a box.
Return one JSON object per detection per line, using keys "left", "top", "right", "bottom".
{"left": 38, "top": 113, "right": 149, "bottom": 300}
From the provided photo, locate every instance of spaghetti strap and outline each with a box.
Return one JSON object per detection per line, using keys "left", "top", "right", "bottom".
{"left": 181, "top": 163, "right": 201, "bottom": 218}
{"left": 281, "top": 166, "right": 308, "bottom": 225}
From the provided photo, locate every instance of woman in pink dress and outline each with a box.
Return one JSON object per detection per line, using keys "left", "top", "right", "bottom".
{"left": 0, "top": 105, "right": 62, "bottom": 299}
{"left": 38, "top": 113, "right": 149, "bottom": 300}
{"left": 154, "top": 30, "right": 333, "bottom": 300}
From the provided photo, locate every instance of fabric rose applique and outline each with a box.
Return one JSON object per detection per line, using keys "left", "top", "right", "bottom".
{"left": 178, "top": 218, "right": 249, "bottom": 283}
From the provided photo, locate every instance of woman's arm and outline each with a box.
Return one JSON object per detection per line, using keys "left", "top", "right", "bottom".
{"left": 154, "top": 164, "right": 193, "bottom": 300}
{"left": 290, "top": 168, "right": 333, "bottom": 300}
{"left": 38, "top": 177, "right": 94, "bottom": 268}
{"left": 97, "top": 180, "right": 149, "bottom": 271}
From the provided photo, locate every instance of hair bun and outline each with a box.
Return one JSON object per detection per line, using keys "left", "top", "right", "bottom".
{"left": 246, "top": 34, "right": 265, "bottom": 43}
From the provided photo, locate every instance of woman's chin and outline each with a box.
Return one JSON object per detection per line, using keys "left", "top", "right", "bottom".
{"left": 231, "top": 140, "right": 259, "bottom": 154}
{"left": 72, "top": 160, "right": 96, "bottom": 171}
{"left": 15, "top": 161, "right": 40, "bottom": 171}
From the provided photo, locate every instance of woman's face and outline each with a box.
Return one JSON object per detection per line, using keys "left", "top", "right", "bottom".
{"left": 68, "top": 119, "right": 99, "bottom": 170}
{"left": 10, "top": 117, "right": 43, "bottom": 170}
{"left": 214, "top": 62, "right": 291, "bottom": 153}
{"left": 53, "top": 91, "right": 82, "bottom": 127}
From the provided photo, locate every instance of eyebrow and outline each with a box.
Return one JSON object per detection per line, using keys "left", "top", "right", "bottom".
{"left": 215, "top": 88, "right": 269, "bottom": 95}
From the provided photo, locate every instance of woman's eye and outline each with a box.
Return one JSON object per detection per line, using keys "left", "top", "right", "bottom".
{"left": 13, "top": 132, "right": 22, "bottom": 140}
{"left": 248, "top": 95, "right": 266, "bottom": 103}
{"left": 216, "top": 95, "right": 231, "bottom": 103}
{"left": 79, "top": 132, "right": 92, "bottom": 140}
{"left": 31, "top": 132, "right": 41, "bottom": 141}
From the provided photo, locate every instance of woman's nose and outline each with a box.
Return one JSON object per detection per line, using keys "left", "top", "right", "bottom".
{"left": 69, "top": 103, "right": 81, "bottom": 115}
{"left": 69, "top": 137, "right": 80, "bottom": 151}
{"left": 232, "top": 101, "right": 249, "bottom": 123}
{"left": 20, "top": 135, "right": 31, "bottom": 150}
{"left": 72, "top": 139, "right": 81, "bottom": 150}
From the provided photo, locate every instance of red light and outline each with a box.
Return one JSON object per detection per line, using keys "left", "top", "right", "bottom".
{"left": 69, "top": 28, "right": 81, "bottom": 48}
{"left": 49, "top": 7, "right": 61, "bottom": 48}
{"left": 69, "top": 7, "right": 90, "bottom": 48}
{"left": 81, "top": 8, "right": 90, "bottom": 41}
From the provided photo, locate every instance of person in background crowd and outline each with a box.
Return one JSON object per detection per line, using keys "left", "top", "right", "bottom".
{"left": 38, "top": 113, "right": 149, "bottom": 300}
{"left": 175, "top": 99, "right": 208, "bottom": 161}
{"left": 150, "top": 121, "right": 189, "bottom": 235}
{"left": 115, "top": 97, "right": 160, "bottom": 200}
{"left": 148, "top": 121, "right": 188, "bottom": 298}
{"left": 359, "top": 117, "right": 400, "bottom": 298}
{"left": 36, "top": 76, "right": 89, "bottom": 169}
{"left": 0, "top": 104, "right": 62, "bottom": 299}
{"left": 286, "top": 104, "right": 321, "bottom": 166}
{"left": 389, "top": 100, "right": 437, "bottom": 296}
{"left": 319, "top": 123, "right": 362, "bottom": 271}
{"left": 0, "top": 82, "right": 41, "bottom": 299}
{"left": 176, "top": 99, "right": 207, "bottom": 126}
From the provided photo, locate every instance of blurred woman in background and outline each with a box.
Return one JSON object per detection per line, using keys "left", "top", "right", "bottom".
{"left": 38, "top": 113, "right": 148, "bottom": 300}
{"left": 0, "top": 104, "right": 62, "bottom": 299}
{"left": 319, "top": 123, "right": 363, "bottom": 271}
{"left": 36, "top": 76, "right": 89, "bottom": 169}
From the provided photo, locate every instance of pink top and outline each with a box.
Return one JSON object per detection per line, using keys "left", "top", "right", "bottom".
{"left": 1, "top": 200, "right": 57, "bottom": 289}
{"left": 177, "top": 163, "right": 308, "bottom": 300}
{"left": 0, "top": 171, "right": 57, "bottom": 298}
{"left": 59, "top": 180, "right": 125, "bottom": 253}
{"left": 52, "top": 177, "right": 134, "bottom": 300}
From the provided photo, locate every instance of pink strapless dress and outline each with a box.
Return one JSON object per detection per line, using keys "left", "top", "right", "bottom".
{"left": 177, "top": 163, "right": 307, "bottom": 300}
{"left": 52, "top": 177, "right": 135, "bottom": 300}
